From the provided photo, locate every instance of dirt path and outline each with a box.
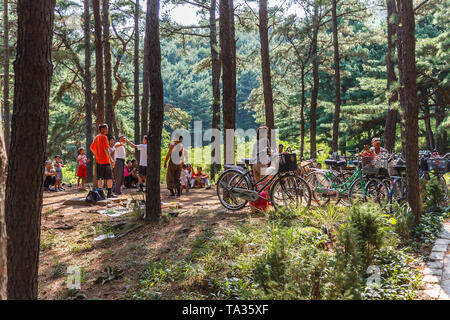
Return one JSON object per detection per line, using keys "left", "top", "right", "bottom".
{"left": 38, "top": 185, "right": 252, "bottom": 300}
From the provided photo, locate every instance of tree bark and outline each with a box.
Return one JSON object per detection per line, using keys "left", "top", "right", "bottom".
{"left": 220, "top": 0, "right": 236, "bottom": 165}
{"left": 93, "top": 0, "right": 104, "bottom": 126}
{"left": 0, "top": 77, "right": 7, "bottom": 300}
{"left": 421, "top": 88, "right": 434, "bottom": 150}
{"left": 141, "top": 4, "right": 150, "bottom": 140}
{"left": 134, "top": 0, "right": 141, "bottom": 159}
{"left": 210, "top": 0, "right": 221, "bottom": 180}
{"left": 384, "top": 0, "right": 398, "bottom": 153}
{"left": 84, "top": 0, "right": 94, "bottom": 182}
{"left": 103, "top": 0, "right": 115, "bottom": 137}
{"left": 435, "top": 92, "right": 448, "bottom": 155}
{"left": 397, "top": 0, "right": 421, "bottom": 225}
{"left": 331, "top": 0, "right": 341, "bottom": 153}
{"left": 259, "top": 0, "right": 275, "bottom": 131}
{"left": 300, "top": 67, "right": 306, "bottom": 158}
{"left": 145, "top": 0, "right": 164, "bottom": 222}
{"left": 2, "top": 0, "right": 10, "bottom": 155}
{"left": 309, "top": 4, "right": 319, "bottom": 159}
{"left": 6, "top": 0, "right": 56, "bottom": 299}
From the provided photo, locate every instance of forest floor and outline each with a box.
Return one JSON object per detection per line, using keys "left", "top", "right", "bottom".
{"left": 37, "top": 183, "right": 447, "bottom": 300}
{"left": 38, "top": 185, "right": 256, "bottom": 300}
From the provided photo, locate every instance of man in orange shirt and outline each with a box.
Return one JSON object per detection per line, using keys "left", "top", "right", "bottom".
{"left": 90, "top": 124, "right": 116, "bottom": 198}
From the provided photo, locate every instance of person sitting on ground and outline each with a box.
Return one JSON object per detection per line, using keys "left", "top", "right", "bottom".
{"left": 180, "top": 163, "right": 191, "bottom": 194}
{"left": 76, "top": 147, "right": 90, "bottom": 190}
{"left": 90, "top": 123, "right": 116, "bottom": 198}
{"left": 124, "top": 160, "right": 138, "bottom": 188}
{"left": 44, "top": 160, "right": 57, "bottom": 191}
{"left": 192, "top": 166, "right": 211, "bottom": 189}
{"left": 125, "top": 136, "right": 148, "bottom": 192}
{"left": 54, "top": 155, "right": 64, "bottom": 191}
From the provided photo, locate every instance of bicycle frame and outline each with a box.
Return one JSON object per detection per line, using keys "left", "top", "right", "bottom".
{"left": 314, "top": 166, "right": 367, "bottom": 195}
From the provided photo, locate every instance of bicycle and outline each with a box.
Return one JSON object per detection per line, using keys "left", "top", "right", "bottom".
{"left": 216, "top": 153, "right": 312, "bottom": 212}
{"left": 306, "top": 155, "right": 389, "bottom": 207}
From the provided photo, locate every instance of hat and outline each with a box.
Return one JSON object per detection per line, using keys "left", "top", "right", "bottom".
{"left": 371, "top": 137, "right": 381, "bottom": 144}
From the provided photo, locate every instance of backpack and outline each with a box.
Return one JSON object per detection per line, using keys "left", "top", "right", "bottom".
{"left": 85, "top": 187, "right": 106, "bottom": 202}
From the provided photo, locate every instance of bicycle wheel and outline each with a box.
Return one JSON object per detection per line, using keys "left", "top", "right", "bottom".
{"left": 365, "top": 178, "right": 389, "bottom": 207}
{"left": 349, "top": 177, "right": 389, "bottom": 206}
{"left": 216, "top": 169, "right": 252, "bottom": 211}
{"left": 349, "top": 178, "right": 366, "bottom": 204}
{"left": 270, "top": 174, "right": 311, "bottom": 211}
{"left": 306, "top": 171, "right": 335, "bottom": 206}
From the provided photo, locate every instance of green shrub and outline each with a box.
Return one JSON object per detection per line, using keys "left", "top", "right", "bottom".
{"left": 388, "top": 202, "right": 414, "bottom": 241}
{"left": 344, "top": 202, "right": 389, "bottom": 267}
{"left": 361, "top": 248, "right": 421, "bottom": 300}
{"left": 422, "top": 177, "right": 446, "bottom": 212}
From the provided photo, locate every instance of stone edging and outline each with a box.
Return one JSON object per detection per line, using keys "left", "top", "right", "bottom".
{"left": 422, "top": 221, "right": 450, "bottom": 300}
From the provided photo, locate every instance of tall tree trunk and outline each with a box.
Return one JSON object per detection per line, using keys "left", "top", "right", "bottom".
{"left": 145, "top": 0, "right": 164, "bottom": 222}
{"left": 134, "top": 0, "right": 140, "bottom": 159}
{"left": 309, "top": 4, "right": 319, "bottom": 159}
{"left": 141, "top": 5, "right": 150, "bottom": 140}
{"left": 93, "top": 0, "right": 104, "bottom": 126}
{"left": 84, "top": 0, "right": 94, "bottom": 182}
{"left": 397, "top": 0, "right": 420, "bottom": 225}
{"left": 2, "top": 0, "right": 10, "bottom": 155}
{"left": 0, "top": 77, "right": 7, "bottom": 300}
{"left": 384, "top": 0, "right": 399, "bottom": 153}
{"left": 210, "top": 0, "right": 221, "bottom": 180}
{"left": 103, "top": 0, "right": 115, "bottom": 137}
{"left": 435, "top": 92, "right": 448, "bottom": 155}
{"left": 258, "top": 0, "right": 275, "bottom": 130}
{"left": 421, "top": 88, "right": 434, "bottom": 150}
{"left": 220, "top": 0, "right": 236, "bottom": 165}
{"left": 331, "top": 0, "right": 341, "bottom": 153}
{"left": 6, "top": 0, "right": 56, "bottom": 299}
{"left": 300, "top": 67, "right": 306, "bottom": 158}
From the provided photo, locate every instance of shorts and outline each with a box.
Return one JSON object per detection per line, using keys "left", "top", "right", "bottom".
{"left": 97, "top": 163, "right": 113, "bottom": 180}
{"left": 55, "top": 171, "right": 63, "bottom": 181}
{"left": 138, "top": 165, "right": 147, "bottom": 177}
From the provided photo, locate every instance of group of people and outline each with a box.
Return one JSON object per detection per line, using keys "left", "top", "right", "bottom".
{"left": 43, "top": 155, "right": 65, "bottom": 191}
{"left": 44, "top": 123, "right": 212, "bottom": 199}
{"left": 88, "top": 124, "right": 148, "bottom": 198}
{"left": 163, "top": 135, "right": 211, "bottom": 198}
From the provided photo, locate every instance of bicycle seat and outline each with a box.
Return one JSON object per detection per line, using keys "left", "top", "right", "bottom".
{"left": 241, "top": 158, "right": 254, "bottom": 165}
{"left": 325, "top": 159, "right": 347, "bottom": 167}
{"left": 393, "top": 165, "right": 406, "bottom": 172}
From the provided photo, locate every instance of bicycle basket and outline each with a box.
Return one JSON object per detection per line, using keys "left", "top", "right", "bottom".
{"left": 362, "top": 164, "right": 379, "bottom": 176}
{"left": 278, "top": 153, "right": 298, "bottom": 173}
{"left": 427, "top": 158, "right": 447, "bottom": 173}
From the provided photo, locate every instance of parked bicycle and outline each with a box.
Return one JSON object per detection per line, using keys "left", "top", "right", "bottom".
{"left": 306, "top": 153, "right": 389, "bottom": 207}
{"left": 216, "top": 152, "right": 312, "bottom": 212}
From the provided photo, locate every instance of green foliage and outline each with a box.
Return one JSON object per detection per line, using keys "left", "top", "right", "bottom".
{"left": 388, "top": 202, "right": 415, "bottom": 241}
{"left": 342, "top": 202, "right": 390, "bottom": 267}
{"left": 361, "top": 249, "right": 421, "bottom": 300}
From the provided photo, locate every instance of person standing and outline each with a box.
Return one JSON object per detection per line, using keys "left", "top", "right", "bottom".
{"left": 54, "top": 155, "right": 64, "bottom": 191}
{"left": 164, "top": 136, "right": 184, "bottom": 197}
{"left": 90, "top": 124, "right": 116, "bottom": 198}
{"left": 126, "top": 135, "right": 147, "bottom": 192}
{"left": 76, "top": 147, "right": 89, "bottom": 190}
{"left": 113, "top": 136, "right": 126, "bottom": 195}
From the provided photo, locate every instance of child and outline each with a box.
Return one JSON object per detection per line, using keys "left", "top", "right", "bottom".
{"left": 180, "top": 164, "right": 191, "bottom": 194}
{"left": 192, "top": 166, "right": 211, "bottom": 189}
{"left": 77, "top": 148, "right": 89, "bottom": 190}
{"left": 54, "top": 155, "right": 64, "bottom": 191}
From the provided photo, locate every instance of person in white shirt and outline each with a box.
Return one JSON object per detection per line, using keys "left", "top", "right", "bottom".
{"left": 113, "top": 136, "right": 127, "bottom": 195}
{"left": 126, "top": 135, "right": 147, "bottom": 192}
